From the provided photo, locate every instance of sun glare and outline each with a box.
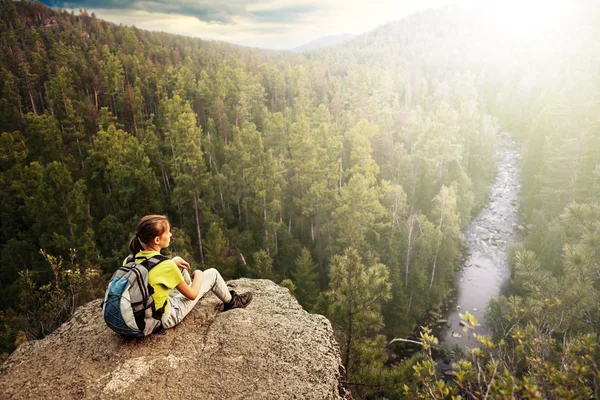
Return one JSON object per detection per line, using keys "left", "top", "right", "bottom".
{"left": 487, "top": 0, "right": 574, "bottom": 39}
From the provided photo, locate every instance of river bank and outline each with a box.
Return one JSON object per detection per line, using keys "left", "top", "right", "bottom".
{"left": 388, "top": 132, "right": 524, "bottom": 362}
{"left": 439, "top": 131, "right": 522, "bottom": 348}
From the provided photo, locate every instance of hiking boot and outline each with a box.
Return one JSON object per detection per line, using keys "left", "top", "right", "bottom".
{"left": 223, "top": 290, "right": 253, "bottom": 311}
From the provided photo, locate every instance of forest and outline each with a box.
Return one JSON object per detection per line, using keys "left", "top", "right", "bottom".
{"left": 0, "top": 0, "right": 599, "bottom": 398}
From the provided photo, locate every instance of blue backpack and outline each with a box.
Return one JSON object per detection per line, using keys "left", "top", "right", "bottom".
{"left": 103, "top": 254, "right": 168, "bottom": 337}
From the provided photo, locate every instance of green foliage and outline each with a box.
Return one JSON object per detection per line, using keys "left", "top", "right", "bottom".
{"left": 0, "top": 249, "right": 102, "bottom": 356}
{"left": 89, "top": 119, "right": 162, "bottom": 217}
{"left": 290, "top": 248, "right": 319, "bottom": 310}
{"left": 1, "top": 4, "right": 489, "bottom": 342}
{"left": 319, "top": 247, "right": 391, "bottom": 397}
{"left": 334, "top": 120, "right": 385, "bottom": 256}
{"left": 279, "top": 279, "right": 296, "bottom": 295}
{"left": 27, "top": 162, "right": 97, "bottom": 262}
{"left": 469, "top": 199, "right": 600, "bottom": 399}
{"left": 505, "top": 203, "right": 600, "bottom": 337}
{"left": 2, "top": 6, "right": 598, "bottom": 394}
{"left": 20, "top": 250, "right": 100, "bottom": 337}
{"left": 407, "top": 313, "right": 600, "bottom": 399}
{"left": 204, "top": 222, "right": 237, "bottom": 279}
{"left": 251, "top": 250, "right": 273, "bottom": 280}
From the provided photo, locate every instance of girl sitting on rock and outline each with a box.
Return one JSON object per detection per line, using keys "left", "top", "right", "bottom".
{"left": 127, "top": 214, "right": 252, "bottom": 330}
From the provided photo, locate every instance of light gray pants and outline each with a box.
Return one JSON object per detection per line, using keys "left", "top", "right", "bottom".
{"left": 161, "top": 268, "right": 232, "bottom": 329}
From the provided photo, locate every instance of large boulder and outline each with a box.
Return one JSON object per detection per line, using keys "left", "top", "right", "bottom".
{"left": 1, "top": 279, "right": 351, "bottom": 399}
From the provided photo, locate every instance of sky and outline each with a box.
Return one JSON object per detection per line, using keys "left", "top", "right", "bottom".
{"left": 38, "top": 0, "right": 477, "bottom": 50}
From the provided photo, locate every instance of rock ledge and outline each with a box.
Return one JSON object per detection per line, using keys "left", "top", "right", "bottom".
{"left": 1, "top": 279, "right": 350, "bottom": 400}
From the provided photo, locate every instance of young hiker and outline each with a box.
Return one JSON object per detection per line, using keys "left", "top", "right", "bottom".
{"left": 127, "top": 214, "right": 252, "bottom": 330}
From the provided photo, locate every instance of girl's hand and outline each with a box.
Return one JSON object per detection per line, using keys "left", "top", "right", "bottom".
{"left": 172, "top": 256, "right": 190, "bottom": 270}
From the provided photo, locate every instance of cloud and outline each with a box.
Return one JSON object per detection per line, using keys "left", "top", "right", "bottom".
{"left": 40, "top": 0, "right": 322, "bottom": 24}
{"left": 70, "top": 7, "right": 311, "bottom": 49}
{"left": 38, "top": 0, "right": 468, "bottom": 49}
{"left": 250, "top": 4, "right": 321, "bottom": 23}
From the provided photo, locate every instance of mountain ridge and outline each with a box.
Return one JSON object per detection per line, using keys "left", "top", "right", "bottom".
{"left": 292, "top": 33, "right": 356, "bottom": 52}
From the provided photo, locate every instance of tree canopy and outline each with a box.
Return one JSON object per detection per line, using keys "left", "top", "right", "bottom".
{"left": 1, "top": 1, "right": 600, "bottom": 398}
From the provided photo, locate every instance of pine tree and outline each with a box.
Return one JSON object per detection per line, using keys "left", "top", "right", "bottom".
{"left": 26, "top": 161, "right": 97, "bottom": 264}
{"left": 22, "top": 113, "right": 63, "bottom": 165}
{"left": 428, "top": 185, "right": 462, "bottom": 294}
{"left": 0, "top": 68, "right": 23, "bottom": 131}
{"left": 160, "top": 95, "right": 211, "bottom": 263}
{"left": 99, "top": 44, "right": 124, "bottom": 116}
{"left": 333, "top": 120, "right": 385, "bottom": 260}
{"left": 290, "top": 248, "right": 319, "bottom": 310}
{"left": 251, "top": 250, "right": 273, "bottom": 280}
{"left": 88, "top": 121, "right": 162, "bottom": 218}
{"left": 204, "top": 222, "right": 236, "bottom": 279}
{"left": 319, "top": 247, "right": 391, "bottom": 382}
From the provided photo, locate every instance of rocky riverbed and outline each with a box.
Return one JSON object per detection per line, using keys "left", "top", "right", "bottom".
{"left": 440, "top": 132, "right": 522, "bottom": 349}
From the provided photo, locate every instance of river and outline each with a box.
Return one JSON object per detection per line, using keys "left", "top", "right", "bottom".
{"left": 440, "top": 131, "right": 522, "bottom": 349}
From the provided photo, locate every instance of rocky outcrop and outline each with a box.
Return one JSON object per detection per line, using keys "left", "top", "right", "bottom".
{"left": 1, "top": 279, "right": 351, "bottom": 400}
{"left": 40, "top": 16, "right": 58, "bottom": 28}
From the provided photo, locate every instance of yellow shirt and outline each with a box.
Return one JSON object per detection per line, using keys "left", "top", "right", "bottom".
{"left": 123, "top": 251, "right": 184, "bottom": 313}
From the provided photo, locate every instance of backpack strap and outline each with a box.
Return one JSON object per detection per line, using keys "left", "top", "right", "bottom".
{"left": 139, "top": 254, "right": 170, "bottom": 320}
{"left": 152, "top": 301, "right": 168, "bottom": 320}
{"left": 141, "top": 254, "right": 169, "bottom": 271}
{"left": 127, "top": 253, "right": 168, "bottom": 271}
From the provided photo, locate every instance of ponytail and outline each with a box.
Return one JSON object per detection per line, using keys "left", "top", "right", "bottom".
{"left": 128, "top": 233, "right": 144, "bottom": 254}
{"left": 129, "top": 215, "right": 170, "bottom": 255}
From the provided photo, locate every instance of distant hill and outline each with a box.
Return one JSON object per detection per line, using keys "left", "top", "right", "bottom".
{"left": 292, "top": 33, "right": 355, "bottom": 52}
